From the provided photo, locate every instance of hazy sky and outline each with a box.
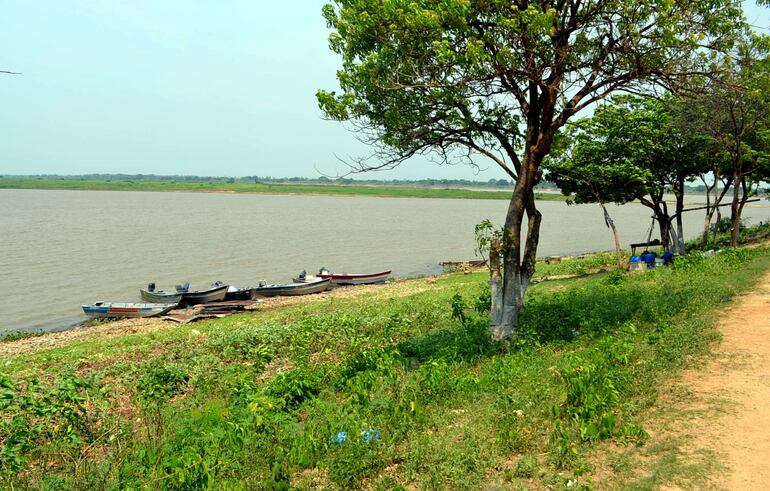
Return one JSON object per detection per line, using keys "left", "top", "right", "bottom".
{"left": 0, "top": 2, "right": 767, "bottom": 180}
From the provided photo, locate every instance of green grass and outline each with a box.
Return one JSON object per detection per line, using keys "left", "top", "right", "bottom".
{"left": 0, "top": 177, "right": 569, "bottom": 201}
{"left": 1, "top": 247, "right": 768, "bottom": 489}
{"left": 0, "top": 330, "right": 44, "bottom": 343}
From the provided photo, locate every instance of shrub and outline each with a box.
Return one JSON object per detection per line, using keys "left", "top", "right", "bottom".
{"left": 266, "top": 367, "right": 322, "bottom": 409}
{"left": 135, "top": 361, "right": 189, "bottom": 402}
{"left": 205, "top": 328, "right": 274, "bottom": 366}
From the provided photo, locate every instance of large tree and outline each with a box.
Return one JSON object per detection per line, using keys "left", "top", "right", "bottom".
{"left": 318, "top": 0, "right": 745, "bottom": 339}
{"left": 686, "top": 35, "right": 770, "bottom": 246}
{"left": 547, "top": 95, "right": 706, "bottom": 255}
{"left": 544, "top": 122, "right": 650, "bottom": 269}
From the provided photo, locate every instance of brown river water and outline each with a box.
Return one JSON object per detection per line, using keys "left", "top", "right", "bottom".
{"left": 1, "top": 188, "right": 768, "bottom": 335}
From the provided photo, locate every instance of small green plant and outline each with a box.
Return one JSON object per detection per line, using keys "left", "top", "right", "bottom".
{"left": 603, "top": 269, "right": 625, "bottom": 286}
{"left": 266, "top": 367, "right": 321, "bottom": 408}
{"left": 135, "top": 361, "right": 189, "bottom": 402}
{"left": 0, "top": 330, "right": 43, "bottom": 342}
{"left": 513, "top": 454, "right": 541, "bottom": 478}
{"left": 450, "top": 293, "right": 467, "bottom": 324}
{"left": 205, "top": 328, "right": 274, "bottom": 366}
{"left": 474, "top": 283, "right": 491, "bottom": 313}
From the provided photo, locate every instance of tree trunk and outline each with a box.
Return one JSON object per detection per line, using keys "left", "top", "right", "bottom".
{"left": 713, "top": 207, "right": 721, "bottom": 245}
{"left": 730, "top": 170, "right": 742, "bottom": 247}
{"left": 656, "top": 203, "right": 671, "bottom": 251}
{"left": 599, "top": 201, "right": 624, "bottom": 269}
{"left": 729, "top": 144, "right": 744, "bottom": 247}
{"left": 640, "top": 193, "right": 671, "bottom": 251}
{"left": 488, "top": 238, "right": 503, "bottom": 328}
{"left": 700, "top": 175, "right": 715, "bottom": 247}
{"left": 489, "top": 150, "right": 544, "bottom": 340}
{"left": 736, "top": 177, "right": 754, "bottom": 244}
{"left": 673, "top": 179, "right": 685, "bottom": 254}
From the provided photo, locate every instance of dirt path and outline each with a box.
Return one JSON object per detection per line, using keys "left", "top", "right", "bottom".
{"left": 674, "top": 272, "right": 770, "bottom": 489}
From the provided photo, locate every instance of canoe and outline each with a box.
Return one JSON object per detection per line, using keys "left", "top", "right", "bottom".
{"left": 295, "top": 269, "right": 391, "bottom": 285}
{"left": 82, "top": 302, "right": 177, "bottom": 319}
{"left": 140, "top": 283, "right": 229, "bottom": 305}
{"left": 225, "top": 286, "right": 256, "bottom": 301}
{"left": 252, "top": 278, "right": 331, "bottom": 297}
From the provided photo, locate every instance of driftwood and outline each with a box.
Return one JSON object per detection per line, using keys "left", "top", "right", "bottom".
{"left": 162, "top": 313, "right": 227, "bottom": 324}
{"left": 441, "top": 259, "right": 488, "bottom": 273}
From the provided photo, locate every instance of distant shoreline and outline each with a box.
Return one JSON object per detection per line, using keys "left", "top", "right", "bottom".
{"left": 0, "top": 177, "right": 571, "bottom": 201}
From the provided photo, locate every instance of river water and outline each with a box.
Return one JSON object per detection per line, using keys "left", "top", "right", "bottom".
{"left": 1, "top": 189, "right": 768, "bottom": 335}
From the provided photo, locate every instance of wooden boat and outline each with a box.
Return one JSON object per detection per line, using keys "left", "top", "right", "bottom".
{"left": 252, "top": 278, "right": 331, "bottom": 297}
{"left": 140, "top": 282, "right": 229, "bottom": 305}
{"left": 82, "top": 302, "right": 177, "bottom": 319}
{"left": 295, "top": 268, "right": 391, "bottom": 285}
{"left": 225, "top": 286, "right": 256, "bottom": 301}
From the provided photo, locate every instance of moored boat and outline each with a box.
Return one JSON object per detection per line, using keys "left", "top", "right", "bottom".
{"left": 252, "top": 278, "right": 331, "bottom": 297}
{"left": 295, "top": 268, "right": 391, "bottom": 285}
{"left": 140, "top": 282, "right": 189, "bottom": 303}
{"left": 225, "top": 285, "right": 257, "bottom": 301}
{"left": 181, "top": 284, "right": 229, "bottom": 305}
{"left": 82, "top": 302, "right": 177, "bottom": 319}
{"left": 140, "top": 282, "right": 229, "bottom": 305}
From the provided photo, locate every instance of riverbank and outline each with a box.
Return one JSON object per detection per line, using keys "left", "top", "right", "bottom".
{"left": 0, "top": 177, "right": 569, "bottom": 201}
{"left": 2, "top": 247, "right": 769, "bottom": 488}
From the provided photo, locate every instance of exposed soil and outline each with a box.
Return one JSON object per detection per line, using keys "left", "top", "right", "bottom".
{"left": 670, "top": 271, "right": 770, "bottom": 489}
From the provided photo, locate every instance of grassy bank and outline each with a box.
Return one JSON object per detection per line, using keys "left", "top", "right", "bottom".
{"left": 1, "top": 248, "right": 768, "bottom": 489}
{"left": 0, "top": 177, "right": 569, "bottom": 201}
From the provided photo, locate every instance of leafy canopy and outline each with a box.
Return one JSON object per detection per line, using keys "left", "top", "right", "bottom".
{"left": 318, "top": 0, "right": 745, "bottom": 177}
{"left": 546, "top": 95, "right": 705, "bottom": 205}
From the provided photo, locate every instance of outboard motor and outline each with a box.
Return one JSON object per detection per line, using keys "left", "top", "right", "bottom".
{"left": 147, "top": 282, "right": 156, "bottom": 292}
{"left": 298, "top": 270, "right": 306, "bottom": 280}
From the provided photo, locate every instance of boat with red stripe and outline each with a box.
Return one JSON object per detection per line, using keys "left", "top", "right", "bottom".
{"left": 294, "top": 268, "right": 391, "bottom": 286}
{"left": 82, "top": 302, "right": 178, "bottom": 319}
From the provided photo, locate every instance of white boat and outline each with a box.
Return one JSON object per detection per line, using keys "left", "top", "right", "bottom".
{"left": 294, "top": 268, "right": 391, "bottom": 285}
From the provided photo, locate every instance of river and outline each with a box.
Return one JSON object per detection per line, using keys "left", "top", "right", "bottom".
{"left": 1, "top": 188, "right": 768, "bottom": 335}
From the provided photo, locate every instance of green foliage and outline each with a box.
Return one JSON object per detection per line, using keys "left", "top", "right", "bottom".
{"left": 545, "top": 94, "right": 705, "bottom": 207}
{"left": 266, "top": 367, "right": 322, "bottom": 409}
{"left": 204, "top": 327, "right": 274, "bottom": 366}
{"left": 513, "top": 454, "right": 541, "bottom": 478}
{"left": 318, "top": 0, "right": 743, "bottom": 201}
{"left": 450, "top": 292, "right": 467, "bottom": 324}
{"left": 135, "top": 361, "right": 189, "bottom": 402}
{"left": 533, "top": 252, "right": 620, "bottom": 279}
{"left": 0, "top": 372, "right": 97, "bottom": 478}
{"left": 0, "top": 330, "right": 43, "bottom": 342}
{"left": 2, "top": 246, "right": 770, "bottom": 488}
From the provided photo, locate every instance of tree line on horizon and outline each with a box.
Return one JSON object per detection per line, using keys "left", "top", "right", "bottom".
{"left": 1, "top": 174, "right": 727, "bottom": 194}
{"left": 2, "top": 173, "right": 520, "bottom": 187}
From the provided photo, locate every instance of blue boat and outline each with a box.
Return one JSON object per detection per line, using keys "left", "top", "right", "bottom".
{"left": 82, "top": 302, "right": 178, "bottom": 319}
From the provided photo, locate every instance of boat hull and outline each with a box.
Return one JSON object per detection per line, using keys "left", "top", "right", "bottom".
{"left": 253, "top": 278, "right": 331, "bottom": 297}
{"left": 295, "top": 271, "right": 391, "bottom": 285}
{"left": 82, "top": 302, "right": 177, "bottom": 319}
{"left": 181, "top": 285, "right": 229, "bottom": 305}
{"left": 140, "top": 289, "right": 184, "bottom": 303}
{"left": 225, "top": 287, "right": 256, "bottom": 301}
